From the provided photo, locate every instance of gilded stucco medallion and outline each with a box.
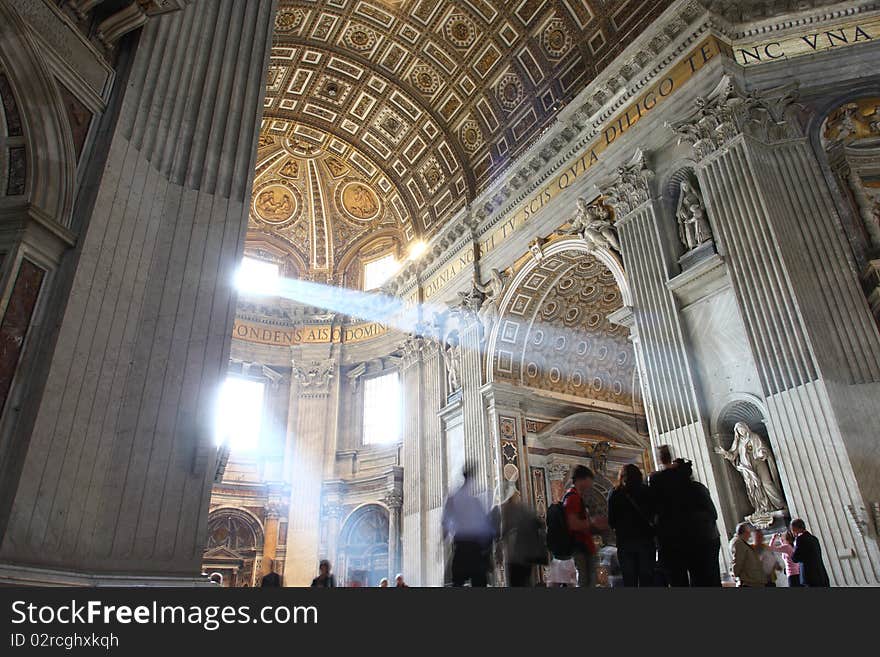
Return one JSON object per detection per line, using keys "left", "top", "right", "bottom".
{"left": 340, "top": 181, "right": 381, "bottom": 221}
{"left": 254, "top": 183, "right": 301, "bottom": 226}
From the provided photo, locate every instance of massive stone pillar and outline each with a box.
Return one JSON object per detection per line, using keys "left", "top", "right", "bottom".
{"left": 400, "top": 336, "right": 425, "bottom": 585}
{"left": 0, "top": 0, "right": 276, "bottom": 584}
{"left": 284, "top": 356, "right": 337, "bottom": 586}
{"left": 670, "top": 76, "right": 880, "bottom": 585}
{"left": 419, "top": 333, "right": 445, "bottom": 586}
{"left": 399, "top": 328, "right": 444, "bottom": 586}
{"left": 600, "top": 152, "right": 732, "bottom": 547}
{"left": 457, "top": 309, "right": 493, "bottom": 498}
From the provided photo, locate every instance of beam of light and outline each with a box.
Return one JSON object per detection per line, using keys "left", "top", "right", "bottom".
{"left": 234, "top": 273, "right": 638, "bottom": 405}
{"left": 241, "top": 274, "right": 440, "bottom": 335}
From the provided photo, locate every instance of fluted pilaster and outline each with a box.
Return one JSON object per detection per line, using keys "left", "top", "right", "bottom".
{"left": 601, "top": 150, "right": 731, "bottom": 549}
{"left": 284, "top": 357, "right": 337, "bottom": 586}
{"left": 673, "top": 76, "right": 880, "bottom": 584}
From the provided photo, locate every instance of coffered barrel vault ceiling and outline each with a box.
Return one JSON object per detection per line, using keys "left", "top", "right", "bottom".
{"left": 260, "top": 0, "right": 675, "bottom": 242}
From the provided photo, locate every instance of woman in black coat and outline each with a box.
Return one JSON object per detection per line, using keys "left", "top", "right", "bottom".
{"left": 608, "top": 464, "right": 656, "bottom": 587}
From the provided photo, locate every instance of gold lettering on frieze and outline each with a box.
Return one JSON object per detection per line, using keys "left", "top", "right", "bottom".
{"left": 232, "top": 320, "right": 389, "bottom": 346}
{"left": 426, "top": 35, "right": 725, "bottom": 303}
{"left": 735, "top": 17, "right": 878, "bottom": 66}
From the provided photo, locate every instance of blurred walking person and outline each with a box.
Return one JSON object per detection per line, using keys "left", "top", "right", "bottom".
{"left": 608, "top": 464, "right": 656, "bottom": 587}
{"left": 260, "top": 558, "right": 282, "bottom": 587}
{"left": 310, "top": 559, "right": 337, "bottom": 588}
{"left": 752, "top": 529, "right": 781, "bottom": 586}
{"left": 496, "top": 484, "right": 547, "bottom": 587}
{"left": 442, "top": 465, "right": 496, "bottom": 587}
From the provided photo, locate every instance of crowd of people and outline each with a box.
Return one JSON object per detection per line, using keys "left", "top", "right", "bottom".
{"left": 282, "top": 446, "right": 831, "bottom": 588}
{"left": 437, "top": 446, "right": 831, "bottom": 588}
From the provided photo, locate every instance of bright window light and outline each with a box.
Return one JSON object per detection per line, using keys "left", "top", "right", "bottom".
{"left": 363, "top": 253, "right": 400, "bottom": 290}
{"left": 236, "top": 257, "right": 280, "bottom": 295}
{"left": 363, "top": 371, "right": 401, "bottom": 445}
{"left": 215, "top": 376, "right": 265, "bottom": 453}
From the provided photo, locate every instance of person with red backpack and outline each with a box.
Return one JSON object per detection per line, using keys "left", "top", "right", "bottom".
{"left": 546, "top": 465, "right": 607, "bottom": 588}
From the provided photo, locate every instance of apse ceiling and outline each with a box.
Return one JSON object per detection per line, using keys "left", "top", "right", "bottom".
{"left": 254, "top": 0, "right": 674, "bottom": 268}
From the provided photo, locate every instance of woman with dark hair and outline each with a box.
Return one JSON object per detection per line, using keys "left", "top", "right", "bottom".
{"left": 607, "top": 464, "right": 656, "bottom": 587}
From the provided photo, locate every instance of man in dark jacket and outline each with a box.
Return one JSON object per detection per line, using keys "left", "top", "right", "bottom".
{"left": 649, "top": 458, "right": 721, "bottom": 586}
{"left": 790, "top": 518, "right": 831, "bottom": 587}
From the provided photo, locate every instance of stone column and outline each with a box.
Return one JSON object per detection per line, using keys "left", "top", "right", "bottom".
{"left": 400, "top": 336, "right": 425, "bottom": 585}
{"left": 670, "top": 76, "right": 880, "bottom": 585}
{"left": 261, "top": 502, "right": 281, "bottom": 577}
{"left": 399, "top": 324, "right": 445, "bottom": 586}
{"left": 420, "top": 329, "right": 446, "bottom": 586}
{"left": 384, "top": 491, "right": 403, "bottom": 580}
{"left": 599, "top": 151, "right": 731, "bottom": 546}
{"left": 284, "top": 357, "right": 337, "bottom": 586}
{"left": 322, "top": 499, "right": 342, "bottom": 576}
{"left": 0, "top": 0, "right": 277, "bottom": 583}
{"left": 456, "top": 308, "right": 493, "bottom": 498}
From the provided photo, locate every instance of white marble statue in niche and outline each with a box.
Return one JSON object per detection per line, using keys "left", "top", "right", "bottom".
{"left": 569, "top": 197, "right": 621, "bottom": 254}
{"left": 676, "top": 180, "right": 713, "bottom": 251}
{"left": 473, "top": 268, "right": 508, "bottom": 332}
{"left": 443, "top": 337, "right": 462, "bottom": 395}
{"left": 715, "top": 422, "right": 787, "bottom": 527}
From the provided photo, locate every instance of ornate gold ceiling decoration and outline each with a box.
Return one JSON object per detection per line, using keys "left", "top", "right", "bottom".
{"left": 263, "top": 0, "right": 674, "bottom": 236}
{"left": 248, "top": 123, "right": 409, "bottom": 283}
{"left": 493, "top": 250, "right": 635, "bottom": 411}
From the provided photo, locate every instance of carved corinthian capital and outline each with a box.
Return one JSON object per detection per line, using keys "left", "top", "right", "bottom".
{"left": 597, "top": 149, "right": 655, "bottom": 218}
{"left": 400, "top": 336, "right": 425, "bottom": 368}
{"left": 667, "top": 75, "right": 805, "bottom": 159}
{"left": 293, "top": 359, "right": 335, "bottom": 392}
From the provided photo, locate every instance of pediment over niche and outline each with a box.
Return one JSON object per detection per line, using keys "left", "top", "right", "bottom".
{"left": 202, "top": 546, "right": 247, "bottom": 563}
{"left": 535, "top": 411, "right": 648, "bottom": 448}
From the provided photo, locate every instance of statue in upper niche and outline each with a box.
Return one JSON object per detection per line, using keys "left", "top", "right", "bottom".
{"left": 715, "top": 422, "right": 787, "bottom": 523}
{"left": 676, "top": 180, "right": 713, "bottom": 251}
{"left": 569, "top": 197, "right": 621, "bottom": 254}
{"left": 473, "top": 268, "right": 507, "bottom": 332}
{"left": 443, "top": 337, "right": 462, "bottom": 395}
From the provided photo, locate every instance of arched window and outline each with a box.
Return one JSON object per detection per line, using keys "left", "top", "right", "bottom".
{"left": 362, "top": 252, "right": 400, "bottom": 290}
